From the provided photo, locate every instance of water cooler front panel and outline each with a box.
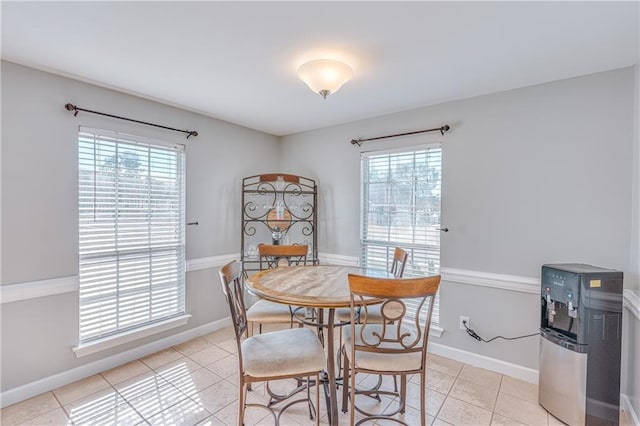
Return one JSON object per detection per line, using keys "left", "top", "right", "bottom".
{"left": 539, "top": 264, "right": 623, "bottom": 426}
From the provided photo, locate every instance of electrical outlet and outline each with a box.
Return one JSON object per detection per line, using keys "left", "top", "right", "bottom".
{"left": 459, "top": 316, "right": 470, "bottom": 330}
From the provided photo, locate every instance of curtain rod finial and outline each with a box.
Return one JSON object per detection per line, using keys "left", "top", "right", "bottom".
{"left": 65, "top": 103, "right": 79, "bottom": 116}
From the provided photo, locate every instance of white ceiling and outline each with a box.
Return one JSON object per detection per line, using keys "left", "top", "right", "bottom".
{"left": 2, "top": 1, "right": 638, "bottom": 136}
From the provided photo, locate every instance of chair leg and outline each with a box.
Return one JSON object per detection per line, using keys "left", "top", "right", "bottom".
{"left": 315, "top": 373, "right": 321, "bottom": 426}
{"left": 238, "top": 377, "right": 247, "bottom": 426}
{"left": 400, "top": 374, "right": 407, "bottom": 414}
{"left": 349, "top": 354, "right": 357, "bottom": 426}
{"left": 420, "top": 372, "right": 426, "bottom": 426}
{"left": 341, "top": 348, "right": 350, "bottom": 413}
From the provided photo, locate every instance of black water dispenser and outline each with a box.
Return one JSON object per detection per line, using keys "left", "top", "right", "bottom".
{"left": 539, "top": 264, "right": 623, "bottom": 425}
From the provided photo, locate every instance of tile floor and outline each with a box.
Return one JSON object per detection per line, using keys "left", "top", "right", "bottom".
{"left": 0, "top": 324, "right": 630, "bottom": 425}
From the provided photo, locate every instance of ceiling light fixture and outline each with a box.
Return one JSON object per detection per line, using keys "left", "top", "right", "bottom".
{"left": 297, "top": 59, "right": 353, "bottom": 99}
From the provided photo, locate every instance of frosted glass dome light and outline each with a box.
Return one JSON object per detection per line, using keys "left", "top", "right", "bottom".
{"left": 297, "top": 59, "right": 353, "bottom": 99}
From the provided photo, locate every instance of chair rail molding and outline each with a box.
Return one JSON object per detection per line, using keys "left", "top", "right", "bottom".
{"left": 0, "top": 276, "right": 79, "bottom": 304}
{"left": 1, "top": 254, "right": 239, "bottom": 304}
{"left": 440, "top": 267, "right": 539, "bottom": 294}
{"left": 623, "top": 288, "right": 640, "bottom": 320}
{"left": 318, "top": 252, "right": 359, "bottom": 267}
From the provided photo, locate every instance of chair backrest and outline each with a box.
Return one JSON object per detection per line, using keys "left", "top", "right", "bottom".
{"left": 390, "top": 247, "right": 408, "bottom": 278}
{"left": 219, "top": 261, "right": 248, "bottom": 357}
{"left": 348, "top": 273, "right": 441, "bottom": 361}
{"left": 258, "top": 244, "right": 308, "bottom": 270}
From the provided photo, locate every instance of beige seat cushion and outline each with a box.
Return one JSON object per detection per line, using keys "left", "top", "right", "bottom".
{"left": 242, "top": 328, "right": 325, "bottom": 378}
{"left": 246, "top": 299, "right": 292, "bottom": 323}
{"left": 343, "top": 324, "right": 424, "bottom": 372}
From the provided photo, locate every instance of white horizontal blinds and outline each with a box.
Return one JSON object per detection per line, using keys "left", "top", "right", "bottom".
{"left": 361, "top": 146, "right": 441, "bottom": 324}
{"left": 78, "top": 128, "right": 185, "bottom": 342}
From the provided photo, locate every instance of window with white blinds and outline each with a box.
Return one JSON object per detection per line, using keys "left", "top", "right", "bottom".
{"left": 78, "top": 128, "right": 186, "bottom": 343}
{"left": 360, "top": 146, "right": 442, "bottom": 324}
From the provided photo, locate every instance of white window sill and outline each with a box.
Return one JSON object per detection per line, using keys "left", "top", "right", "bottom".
{"left": 73, "top": 314, "right": 192, "bottom": 358}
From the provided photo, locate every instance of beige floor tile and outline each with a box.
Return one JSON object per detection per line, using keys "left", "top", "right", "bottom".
{"left": 173, "top": 337, "right": 215, "bottom": 356}
{"left": 0, "top": 392, "right": 60, "bottom": 426}
{"left": 189, "top": 345, "right": 232, "bottom": 366}
{"left": 204, "top": 354, "right": 239, "bottom": 378}
{"left": 403, "top": 381, "right": 447, "bottom": 418}
{"left": 433, "top": 418, "right": 454, "bottom": 426}
{"left": 63, "top": 388, "right": 123, "bottom": 424}
{"left": 500, "top": 375, "right": 538, "bottom": 404}
{"left": 53, "top": 374, "right": 111, "bottom": 405}
{"left": 73, "top": 400, "right": 142, "bottom": 426}
{"left": 154, "top": 357, "right": 204, "bottom": 377}
{"left": 212, "top": 393, "right": 271, "bottom": 425}
{"left": 167, "top": 366, "right": 223, "bottom": 396}
{"left": 449, "top": 378, "right": 499, "bottom": 411}
{"left": 201, "top": 327, "right": 236, "bottom": 343}
{"left": 374, "top": 404, "right": 435, "bottom": 425}
{"left": 276, "top": 398, "right": 325, "bottom": 425}
{"left": 191, "top": 379, "right": 239, "bottom": 414}
{"left": 124, "top": 376, "right": 189, "bottom": 419}
{"left": 491, "top": 413, "right": 527, "bottom": 425}
{"left": 494, "top": 392, "right": 548, "bottom": 426}
{"left": 423, "top": 368, "right": 457, "bottom": 394}
{"left": 216, "top": 338, "right": 239, "bottom": 354}
{"left": 427, "top": 354, "right": 464, "bottom": 377}
{"left": 15, "top": 407, "right": 70, "bottom": 426}
{"left": 196, "top": 415, "right": 228, "bottom": 425}
{"left": 437, "top": 396, "right": 493, "bottom": 426}
{"left": 147, "top": 397, "right": 210, "bottom": 425}
{"left": 101, "top": 360, "right": 151, "bottom": 385}
{"left": 114, "top": 370, "right": 168, "bottom": 399}
{"left": 458, "top": 365, "right": 503, "bottom": 391}
{"left": 140, "top": 348, "right": 184, "bottom": 369}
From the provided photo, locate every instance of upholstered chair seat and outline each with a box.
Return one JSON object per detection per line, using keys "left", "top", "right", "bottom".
{"left": 242, "top": 327, "right": 325, "bottom": 377}
{"left": 343, "top": 325, "right": 423, "bottom": 372}
{"left": 246, "top": 300, "right": 293, "bottom": 323}
{"left": 246, "top": 244, "right": 309, "bottom": 335}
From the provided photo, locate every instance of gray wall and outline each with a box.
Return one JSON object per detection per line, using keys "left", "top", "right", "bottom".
{"left": 2, "top": 59, "right": 638, "bottom": 415}
{"left": 280, "top": 68, "right": 636, "bottom": 370}
{"left": 0, "top": 61, "right": 281, "bottom": 391}
{"left": 622, "top": 57, "right": 640, "bottom": 420}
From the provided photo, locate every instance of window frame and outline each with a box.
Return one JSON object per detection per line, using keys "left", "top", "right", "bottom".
{"left": 76, "top": 127, "right": 187, "bottom": 351}
{"left": 359, "top": 144, "right": 442, "bottom": 325}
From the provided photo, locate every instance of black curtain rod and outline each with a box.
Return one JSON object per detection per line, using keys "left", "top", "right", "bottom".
{"left": 351, "top": 125, "right": 450, "bottom": 146}
{"left": 64, "top": 103, "right": 198, "bottom": 139}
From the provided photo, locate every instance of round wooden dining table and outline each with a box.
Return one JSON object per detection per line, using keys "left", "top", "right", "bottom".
{"left": 246, "top": 264, "right": 391, "bottom": 425}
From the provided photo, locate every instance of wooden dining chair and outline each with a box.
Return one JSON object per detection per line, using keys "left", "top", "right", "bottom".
{"left": 341, "top": 273, "right": 441, "bottom": 426}
{"left": 336, "top": 246, "right": 409, "bottom": 373}
{"left": 219, "top": 260, "right": 325, "bottom": 426}
{"left": 246, "top": 244, "right": 309, "bottom": 335}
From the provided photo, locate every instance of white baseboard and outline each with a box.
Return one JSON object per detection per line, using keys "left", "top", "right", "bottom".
{"left": 0, "top": 317, "right": 231, "bottom": 408}
{"left": 621, "top": 393, "right": 640, "bottom": 426}
{"left": 428, "top": 341, "right": 539, "bottom": 384}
